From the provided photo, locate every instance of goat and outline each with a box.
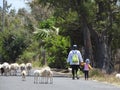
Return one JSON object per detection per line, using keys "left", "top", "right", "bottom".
{"left": 26, "top": 63, "right": 32, "bottom": 76}
{"left": 21, "top": 70, "right": 27, "bottom": 81}
{"left": 2, "top": 62, "right": 10, "bottom": 76}
{"left": 115, "top": 73, "right": 120, "bottom": 79}
{"left": 10, "top": 63, "right": 19, "bottom": 76}
{"left": 20, "top": 63, "right": 26, "bottom": 72}
{"left": 33, "top": 69, "right": 41, "bottom": 84}
{"left": 40, "top": 66, "right": 53, "bottom": 84}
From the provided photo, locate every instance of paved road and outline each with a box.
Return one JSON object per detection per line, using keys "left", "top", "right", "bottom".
{"left": 0, "top": 76, "right": 120, "bottom": 90}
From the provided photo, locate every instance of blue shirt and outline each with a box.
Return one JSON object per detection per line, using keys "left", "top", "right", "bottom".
{"left": 67, "top": 50, "right": 83, "bottom": 65}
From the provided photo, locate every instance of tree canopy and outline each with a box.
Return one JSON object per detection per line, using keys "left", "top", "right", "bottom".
{"left": 0, "top": 0, "right": 120, "bottom": 72}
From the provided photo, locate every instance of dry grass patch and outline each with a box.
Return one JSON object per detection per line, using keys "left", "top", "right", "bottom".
{"left": 90, "top": 69, "right": 120, "bottom": 86}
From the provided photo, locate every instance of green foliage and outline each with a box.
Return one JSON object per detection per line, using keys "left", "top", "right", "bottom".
{"left": 18, "top": 51, "right": 35, "bottom": 63}
{"left": 44, "top": 35, "right": 70, "bottom": 68}
{"left": 0, "top": 30, "right": 30, "bottom": 63}
{"left": 32, "top": 60, "right": 42, "bottom": 67}
{"left": 111, "top": 24, "right": 120, "bottom": 49}
{"left": 33, "top": 16, "right": 58, "bottom": 40}
{"left": 17, "top": 39, "right": 43, "bottom": 64}
{"left": 0, "top": 0, "right": 119, "bottom": 70}
{"left": 39, "top": 17, "right": 56, "bottom": 29}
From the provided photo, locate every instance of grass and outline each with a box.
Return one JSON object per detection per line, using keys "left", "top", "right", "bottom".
{"left": 91, "top": 75, "right": 120, "bottom": 86}
{"left": 89, "top": 69, "right": 120, "bottom": 86}
{"left": 32, "top": 61, "right": 42, "bottom": 68}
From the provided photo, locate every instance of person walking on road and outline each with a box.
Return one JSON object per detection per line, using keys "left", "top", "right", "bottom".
{"left": 67, "top": 45, "right": 83, "bottom": 80}
{"left": 83, "top": 59, "right": 93, "bottom": 80}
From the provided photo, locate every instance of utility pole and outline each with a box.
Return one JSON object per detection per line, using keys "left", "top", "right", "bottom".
{"left": 2, "top": 0, "right": 6, "bottom": 31}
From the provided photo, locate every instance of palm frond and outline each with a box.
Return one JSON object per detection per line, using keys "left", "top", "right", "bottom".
{"left": 33, "top": 26, "right": 59, "bottom": 40}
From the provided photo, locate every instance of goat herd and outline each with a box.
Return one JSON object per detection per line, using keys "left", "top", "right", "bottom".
{"left": 0, "top": 62, "right": 53, "bottom": 84}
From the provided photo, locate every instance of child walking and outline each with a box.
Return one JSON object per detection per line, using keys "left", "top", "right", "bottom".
{"left": 83, "top": 59, "right": 92, "bottom": 80}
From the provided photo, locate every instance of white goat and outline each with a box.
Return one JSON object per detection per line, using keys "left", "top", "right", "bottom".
{"left": 40, "top": 66, "right": 53, "bottom": 84}
{"left": 20, "top": 63, "right": 26, "bottom": 72}
{"left": 2, "top": 62, "right": 10, "bottom": 76}
{"left": 47, "top": 70, "right": 53, "bottom": 84}
{"left": 10, "top": 63, "right": 19, "bottom": 76}
{"left": 115, "top": 73, "right": 120, "bottom": 79}
{"left": 33, "top": 69, "right": 41, "bottom": 84}
{"left": 21, "top": 70, "right": 27, "bottom": 81}
{"left": 26, "top": 63, "right": 32, "bottom": 76}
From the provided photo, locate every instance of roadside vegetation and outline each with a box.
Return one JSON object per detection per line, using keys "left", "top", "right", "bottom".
{"left": 0, "top": 0, "right": 120, "bottom": 77}
{"left": 89, "top": 69, "right": 120, "bottom": 86}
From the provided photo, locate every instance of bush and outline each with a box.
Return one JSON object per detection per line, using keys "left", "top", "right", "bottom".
{"left": 45, "top": 35, "right": 70, "bottom": 68}
{"left": 0, "top": 30, "right": 29, "bottom": 63}
{"left": 32, "top": 61, "right": 42, "bottom": 68}
{"left": 89, "top": 69, "right": 104, "bottom": 77}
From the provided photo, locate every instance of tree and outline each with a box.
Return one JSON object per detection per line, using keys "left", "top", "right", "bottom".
{"left": 33, "top": 17, "right": 60, "bottom": 66}
{"left": 0, "top": 6, "right": 34, "bottom": 63}
{"left": 0, "top": 30, "right": 30, "bottom": 63}
{"left": 28, "top": 0, "right": 54, "bottom": 22}
{"left": 36, "top": 0, "right": 120, "bottom": 73}
{"left": 45, "top": 35, "right": 70, "bottom": 68}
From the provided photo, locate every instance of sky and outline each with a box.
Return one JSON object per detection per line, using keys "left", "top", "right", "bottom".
{"left": 0, "top": 0, "right": 31, "bottom": 12}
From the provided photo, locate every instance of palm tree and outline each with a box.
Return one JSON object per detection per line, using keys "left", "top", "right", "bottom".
{"left": 33, "top": 26, "right": 59, "bottom": 65}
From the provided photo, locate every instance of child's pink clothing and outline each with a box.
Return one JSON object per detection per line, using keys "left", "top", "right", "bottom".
{"left": 84, "top": 63, "right": 89, "bottom": 71}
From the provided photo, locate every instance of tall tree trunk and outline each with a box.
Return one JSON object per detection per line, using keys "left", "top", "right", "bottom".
{"left": 81, "top": 13, "right": 113, "bottom": 73}
{"left": 95, "top": 35, "right": 114, "bottom": 73}
{"left": 94, "top": 35, "right": 107, "bottom": 69}
{"left": 75, "top": 0, "right": 93, "bottom": 63}
{"left": 74, "top": 0, "right": 113, "bottom": 73}
{"left": 82, "top": 21, "right": 93, "bottom": 64}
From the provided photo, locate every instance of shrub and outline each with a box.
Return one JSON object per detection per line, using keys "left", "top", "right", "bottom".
{"left": 89, "top": 69, "right": 104, "bottom": 77}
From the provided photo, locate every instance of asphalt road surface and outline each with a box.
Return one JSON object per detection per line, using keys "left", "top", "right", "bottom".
{"left": 0, "top": 76, "right": 120, "bottom": 90}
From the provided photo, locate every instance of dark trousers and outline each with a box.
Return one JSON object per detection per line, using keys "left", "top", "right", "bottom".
{"left": 84, "top": 70, "right": 89, "bottom": 80}
{"left": 70, "top": 65, "right": 79, "bottom": 79}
